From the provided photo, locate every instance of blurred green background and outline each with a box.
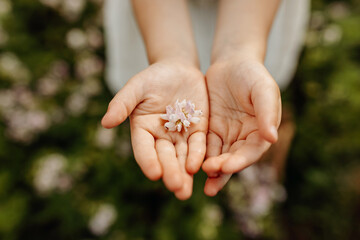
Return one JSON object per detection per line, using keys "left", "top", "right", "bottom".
{"left": 0, "top": 0, "right": 359, "bottom": 239}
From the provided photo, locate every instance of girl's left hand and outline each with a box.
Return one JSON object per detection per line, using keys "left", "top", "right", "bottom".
{"left": 202, "top": 58, "right": 281, "bottom": 196}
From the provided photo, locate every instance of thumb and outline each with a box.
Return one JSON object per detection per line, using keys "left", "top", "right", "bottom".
{"left": 101, "top": 77, "right": 143, "bottom": 128}
{"left": 252, "top": 80, "right": 281, "bottom": 143}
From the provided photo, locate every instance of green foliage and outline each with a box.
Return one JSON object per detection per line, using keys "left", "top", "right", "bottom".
{"left": 0, "top": 0, "right": 359, "bottom": 239}
{"left": 284, "top": 0, "right": 360, "bottom": 239}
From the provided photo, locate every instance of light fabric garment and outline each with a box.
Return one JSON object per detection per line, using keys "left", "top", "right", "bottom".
{"left": 104, "top": 0, "right": 310, "bottom": 93}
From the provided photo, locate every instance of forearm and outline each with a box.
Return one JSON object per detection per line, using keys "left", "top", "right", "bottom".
{"left": 131, "top": 0, "right": 199, "bottom": 66}
{"left": 211, "top": 0, "right": 281, "bottom": 63}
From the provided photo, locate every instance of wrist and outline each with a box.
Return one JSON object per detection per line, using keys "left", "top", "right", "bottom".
{"left": 146, "top": 41, "right": 199, "bottom": 68}
{"left": 150, "top": 53, "right": 200, "bottom": 69}
{"left": 211, "top": 43, "right": 266, "bottom": 65}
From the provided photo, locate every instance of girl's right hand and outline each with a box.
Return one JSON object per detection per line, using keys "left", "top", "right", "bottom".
{"left": 102, "top": 60, "right": 209, "bottom": 200}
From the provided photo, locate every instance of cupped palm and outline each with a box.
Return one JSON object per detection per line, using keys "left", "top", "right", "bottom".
{"left": 202, "top": 59, "right": 281, "bottom": 196}
{"left": 102, "top": 62, "right": 209, "bottom": 200}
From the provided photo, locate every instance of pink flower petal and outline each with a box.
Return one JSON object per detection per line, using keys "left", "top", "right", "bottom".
{"left": 162, "top": 99, "right": 202, "bottom": 132}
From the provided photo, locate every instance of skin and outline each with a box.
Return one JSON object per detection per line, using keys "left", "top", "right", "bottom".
{"left": 203, "top": 0, "right": 282, "bottom": 196}
{"left": 203, "top": 58, "right": 281, "bottom": 196}
{"left": 103, "top": 0, "right": 282, "bottom": 199}
{"left": 102, "top": 0, "right": 208, "bottom": 200}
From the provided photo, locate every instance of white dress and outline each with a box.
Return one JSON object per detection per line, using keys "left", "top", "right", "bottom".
{"left": 104, "top": 0, "right": 310, "bottom": 93}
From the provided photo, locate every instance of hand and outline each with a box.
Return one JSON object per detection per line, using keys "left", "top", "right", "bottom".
{"left": 101, "top": 61, "right": 208, "bottom": 200}
{"left": 202, "top": 58, "right": 281, "bottom": 196}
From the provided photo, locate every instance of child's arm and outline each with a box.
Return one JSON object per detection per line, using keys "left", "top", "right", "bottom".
{"left": 102, "top": 0, "right": 208, "bottom": 200}
{"left": 202, "top": 0, "right": 282, "bottom": 196}
{"left": 132, "top": 0, "right": 199, "bottom": 66}
{"left": 211, "top": 0, "right": 281, "bottom": 64}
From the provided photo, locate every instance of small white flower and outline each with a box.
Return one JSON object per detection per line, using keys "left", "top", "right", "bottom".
{"left": 94, "top": 125, "right": 115, "bottom": 149}
{"left": 66, "top": 28, "right": 87, "bottom": 50}
{"left": 33, "top": 153, "right": 72, "bottom": 194}
{"left": 161, "top": 99, "right": 202, "bottom": 132}
{"left": 89, "top": 204, "right": 117, "bottom": 236}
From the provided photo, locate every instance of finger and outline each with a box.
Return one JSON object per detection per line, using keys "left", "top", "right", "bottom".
{"left": 175, "top": 175, "right": 193, "bottom": 200}
{"left": 131, "top": 128, "right": 162, "bottom": 181}
{"left": 156, "top": 139, "right": 183, "bottom": 192}
{"left": 174, "top": 140, "right": 193, "bottom": 200}
{"left": 221, "top": 132, "right": 271, "bottom": 173}
{"left": 206, "top": 131, "right": 222, "bottom": 158}
{"left": 202, "top": 153, "right": 230, "bottom": 176}
{"left": 101, "top": 77, "right": 143, "bottom": 128}
{"left": 186, "top": 132, "right": 206, "bottom": 174}
{"left": 202, "top": 132, "right": 223, "bottom": 177}
{"left": 252, "top": 80, "right": 281, "bottom": 143}
{"left": 204, "top": 174, "right": 232, "bottom": 197}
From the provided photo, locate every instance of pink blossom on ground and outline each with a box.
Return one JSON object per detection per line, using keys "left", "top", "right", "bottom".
{"left": 161, "top": 99, "right": 202, "bottom": 132}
